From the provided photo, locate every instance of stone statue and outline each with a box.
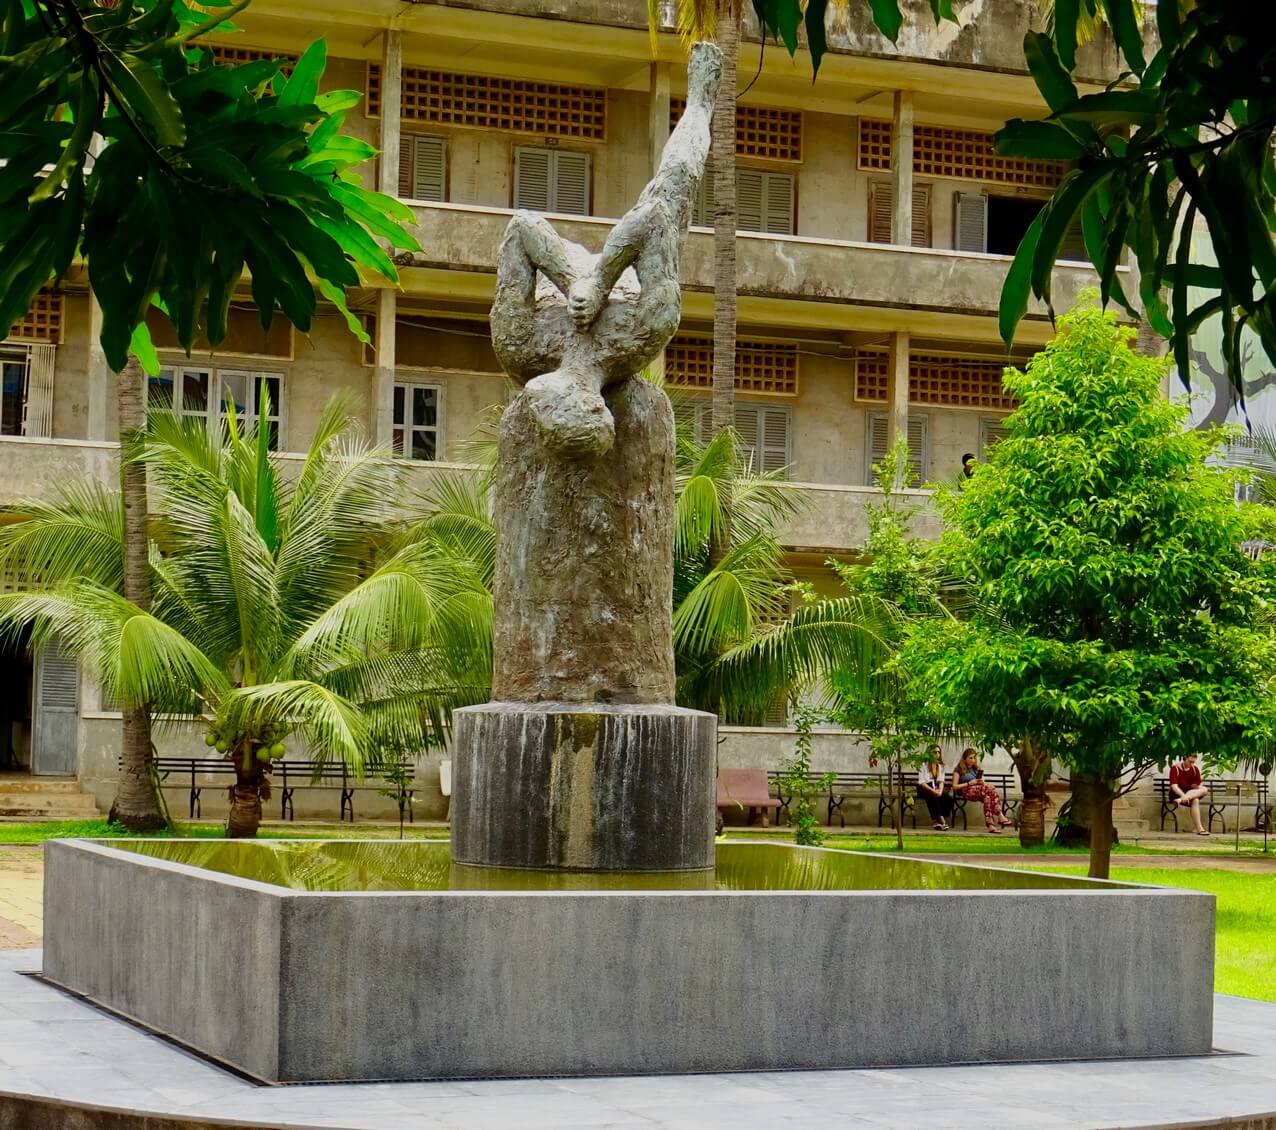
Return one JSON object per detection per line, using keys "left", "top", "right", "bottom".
{"left": 451, "top": 43, "right": 722, "bottom": 873}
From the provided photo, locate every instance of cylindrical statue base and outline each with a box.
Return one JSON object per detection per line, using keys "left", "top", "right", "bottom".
{"left": 450, "top": 702, "right": 717, "bottom": 871}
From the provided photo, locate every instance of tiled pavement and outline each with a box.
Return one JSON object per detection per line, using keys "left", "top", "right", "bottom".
{"left": 1, "top": 948, "right": 1275, "bottom": 1130}
{"left": 0, "top": 847, "right": 41, "bottom": 949}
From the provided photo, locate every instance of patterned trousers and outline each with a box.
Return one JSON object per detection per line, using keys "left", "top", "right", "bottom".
{"left": 962, "top": 782, "right": 1004, "bottom": 825}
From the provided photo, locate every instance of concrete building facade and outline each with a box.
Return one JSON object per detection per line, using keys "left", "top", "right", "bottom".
{"left": 1, "top": 0, "right": 1153, "bottom": 824}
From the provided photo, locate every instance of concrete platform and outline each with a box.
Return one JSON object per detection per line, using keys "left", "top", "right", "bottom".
{"left": 1, "top": 950, "right": 1275, "bottom": 1130}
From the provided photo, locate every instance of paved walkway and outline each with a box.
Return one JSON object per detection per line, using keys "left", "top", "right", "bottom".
{"left": 0, "top": 847, "right": 40, "bottom": 949}
{"left": 0, "top": 949, "right": 1274, "bottom": 1129}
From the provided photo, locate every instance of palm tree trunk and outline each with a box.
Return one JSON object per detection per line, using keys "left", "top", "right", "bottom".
{"left": 107, "top": 356, "right": 166, "bottom": 833}
{"left": 710, "top": 0, "right": 738, "bottom": 439}
{"left": 1011, "top": 736, "right": 1051, "bottom": 848}
{"left": 227, "top": 747, "right": 265, "bottom": 838}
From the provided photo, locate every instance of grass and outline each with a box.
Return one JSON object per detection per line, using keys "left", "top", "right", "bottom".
{"left": 1003, "top": 863, "right": 1276, "bottom": 1003}
{"left": 0, "top": 819, "right": 450, "bottom": 844}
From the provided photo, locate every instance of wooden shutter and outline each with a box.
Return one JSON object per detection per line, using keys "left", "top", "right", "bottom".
{"left": 733, "top": 404, "right": 790, "bottom": 476}
{"left": 980, "top": 418, "right": 1011, "bottom": 458}
{"left": 513, "top": 147, "right": 551, "bottom": 211}
{"left": 867, "top": 180, "right": 892, "bottom": 243}
{"left": 737, "top": 169, "right": 764, "bottom": 232}
{"left": 868, "top": 180, "right": 931, "bottom": 246}
{"left": 867, "top": 413, "right": 928, "bottom": 485}
{"left": 762, "top": 172, "right": 795, "bottom": 235}
{"left": 911, "top": 183, "right": 932, "bottom": 247}
{"left": 692, "top": 169, "right": 714, "bottom": 227}
{"left": 954, "top": 191, "right": 988, "bottom": 252}
{"left": 400, "top": 135, "right": 446, "bottom": 201}
{"left": 550, "top": 151, "right": 591, "bottom": 215}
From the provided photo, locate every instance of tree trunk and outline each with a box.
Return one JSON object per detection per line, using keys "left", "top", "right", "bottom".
{"left": 227, "top": 747, "right": 266, "bottom": 839}
{"left": 710, "top": 0, "right": 739, "bottom": 440}
{"left": 107, "top": 356, "right": 166, "bottom": 833}
{"left": 1088, "top": 788, "right": 1116, "bottom": 879}
{"left": 1011, "top": 737, "right": 1052, "bottom": 848}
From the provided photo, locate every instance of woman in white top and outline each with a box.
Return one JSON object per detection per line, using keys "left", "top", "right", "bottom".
{"left": 917, "top": 747, "right": 953, "bottom": 830}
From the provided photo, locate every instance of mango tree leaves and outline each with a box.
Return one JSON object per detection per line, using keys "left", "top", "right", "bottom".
{"left": 0, "top": 1, "right": 419, "bottom": 371}
{"left": 997, "top": 1, "right": 1276, "bottom": 408}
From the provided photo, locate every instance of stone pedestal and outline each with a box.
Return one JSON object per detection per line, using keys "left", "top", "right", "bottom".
{"left": 451, "top": 702, "right": 716, "bottom": 871}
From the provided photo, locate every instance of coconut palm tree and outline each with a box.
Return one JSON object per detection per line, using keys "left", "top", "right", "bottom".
{"left": 0, "top": 396, "right": 490, "bottom": 837}
{"left": 408, "top": 414, "right": 888, "bottom": 724}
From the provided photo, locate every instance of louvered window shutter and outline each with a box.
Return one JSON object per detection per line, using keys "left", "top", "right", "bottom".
{"left": 737, "top": 169, "right": 765, "bottom": 232}
{"left": 692, "top": 164, "right": 714, "bottom": 227}
{"left": 954, "top": 191, "right": 988, "bottom": 252}
{"left": 980, "top": 419, "right": 1011, "bottom": 458}
{"left": 513, "top": 147, "right": 552, "bottom": 211}
{"left": 867, "top": 413, "right": 927, "bottom": 484}
{"left": 762, "top": 172, "right": 795, "bottom": 235}
{"left": 758, "top": 406, "right": 791, "bottom": 474}
{"left": 911, "top": 183, "right": 932, "bottom": 247}
{"left": 1059, "top": 214, "right": 1086, "bottom": 262}
{"left": 867, "top": 181, "right": 892, "bottom": 243}
{"left": 550, "top": 151, "right": 591, "bottom": 215}
{"left": 409, "top": 135, "right": 446, "bottom": 201}
{"left": 734, "top": 405, "right": 761, "bottom": 471}
{"left": 397, "top": 140, "right": 412, "bottom": 199}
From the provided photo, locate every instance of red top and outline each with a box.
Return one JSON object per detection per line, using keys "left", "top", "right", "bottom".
{"left": 1170, "top": 762, "right": 1202, "bottom": 791}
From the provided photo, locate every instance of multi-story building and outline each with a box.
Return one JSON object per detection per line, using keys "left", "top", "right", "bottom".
{"left": 0, "top": 0, "right": 1138, "bottom": 821}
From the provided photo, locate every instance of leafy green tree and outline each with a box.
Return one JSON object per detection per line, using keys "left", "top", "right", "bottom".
{"left": 0, "top": 399, "right": 489, "bottom": 837}
{"left": 828, "top": 439, "right": 947, "bottom": 851}
{"left": 2, "top": 1, "right": 419, "bottom": 828}
{"left": 410, "top": 419, "right": 886, "bottom": 724}
{"left": 901, "top": 302, "right": 1276, "bottom": 878}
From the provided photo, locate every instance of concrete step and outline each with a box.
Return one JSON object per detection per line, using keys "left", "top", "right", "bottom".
{"left": 0, "top": 777, "right": 86, "bottom": 795}
{"left": 0, "top": 792, "right": 100, "bottom": 818}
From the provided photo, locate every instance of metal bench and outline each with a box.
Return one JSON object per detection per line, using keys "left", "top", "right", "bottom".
{"left": 141, "top": 756, "right": 416, "bottom": 824}
{"left": 1155, "top": 776, "right": 1270, "bottom": 834}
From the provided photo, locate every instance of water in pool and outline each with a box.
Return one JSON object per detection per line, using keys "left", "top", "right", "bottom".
{"left": 110, "top": 839, "right": 1106, "bottom": 892}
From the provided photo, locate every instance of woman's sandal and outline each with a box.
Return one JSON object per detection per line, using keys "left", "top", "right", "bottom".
{"left": 1197, "top": 829, "right": 1211, "bottom": 836}
{"left": 986, "top": 825, "right": 1002, "bottom": 834}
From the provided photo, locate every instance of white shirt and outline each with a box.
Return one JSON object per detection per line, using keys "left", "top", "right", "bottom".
{"left": 918, "top": 764, "right": 945, "bottom": 790}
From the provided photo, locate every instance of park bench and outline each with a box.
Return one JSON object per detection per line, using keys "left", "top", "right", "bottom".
{"left": 767, "top": 770, "right": 892, "bottom": 828}
{"left": 139, "top": 755, "right": 416, "bottom": 824}
{"left": 716, "top": 768, "right": 781, "bottom": 826}
{"left": 1155, "top": 776, "right": 1271, "bottom": 834}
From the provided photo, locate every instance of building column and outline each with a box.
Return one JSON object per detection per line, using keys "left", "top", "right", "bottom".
{"left": 86, "top": 296, "right": 111, "bottom": 440}
{"left": 890, "top": 90, "right": 914, "bottom": 248}
{"left": 373, "top": 29, "right": 403, "bottom": 446}
{"left": 374, "top": 289, "right": 397, "bottom": 447}
{"left": 886, "top": 331, "right": 910, "bottom": 488}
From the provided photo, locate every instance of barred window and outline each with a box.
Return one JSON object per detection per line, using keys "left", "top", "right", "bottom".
{"left": 666, "top": 337, "right": 798, "bottom": 395}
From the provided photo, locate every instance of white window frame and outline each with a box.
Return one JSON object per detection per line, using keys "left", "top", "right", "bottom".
{"left": 149, "top": 366, "right": 285, "bottom": 450}
{"left": 392, "top": 378, "right": 444, "bottom": 462}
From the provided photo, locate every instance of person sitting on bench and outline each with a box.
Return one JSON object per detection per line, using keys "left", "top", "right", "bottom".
{"left": 1169, "top": 753, "right": 1210, "bottom": 836}
{"left": 953, "top": 748, "right": 1013, "bottom": 834}
{"left": 917, "top": 747, "right": 952, "bottom": 830}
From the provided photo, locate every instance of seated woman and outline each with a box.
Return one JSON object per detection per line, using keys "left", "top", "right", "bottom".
{"left": 952, "top": 748, "right": 1014, "bottom": 834}
{"left": 917, "top": 748, "right": 952, "bottom": 830}
{"left": 1169, "top": 752, "right": 1210, "bottom": 836}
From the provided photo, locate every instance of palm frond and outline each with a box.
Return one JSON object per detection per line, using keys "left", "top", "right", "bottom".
{"left": 673, "top": 533, "right": 786, "bottom": 657}
{"left": 219, "top": 680, "right": 371, "bottom": 773}
{"left": 0, "top": 479, "right": 124, "bottom": 591}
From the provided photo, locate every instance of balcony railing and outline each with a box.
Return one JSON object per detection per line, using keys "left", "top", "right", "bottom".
{"left": 0, "top": 437, "right": 934, "bottom": 555}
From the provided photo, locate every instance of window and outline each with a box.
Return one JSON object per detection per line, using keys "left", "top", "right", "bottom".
{"left": 867, "top": 413, "right": 929, "bottom": 486}
{"left": 683, "top": 402, "right": 792, "bottom": 476}
{"left": 692, "top": 167, "right": 796, "bottom": 235}
{"left": 1, "top": 350, "right": 25, "bottom": 437}
{"left": 857, "top": 119, "right": 1065, "bottom": 190}
{"left": 392, "top": 381, "right": 441, "bottom": 461}
{"left": 149, "top": 368, "right": 282, "bottom": 449}
{"left": 398, "top": 134, "right": 446, "bottom": 201}
{"left": 513, "top": 148, "right": 591, "bottom": 215}
{"left": 867, "top": 180, "right": 932, "bottom": 247}
{"left": 979, "top": 418, "right": 1011, "bottom": 460}
{"left": 956, "top": 191, "right": 1084, "bottom": 259}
